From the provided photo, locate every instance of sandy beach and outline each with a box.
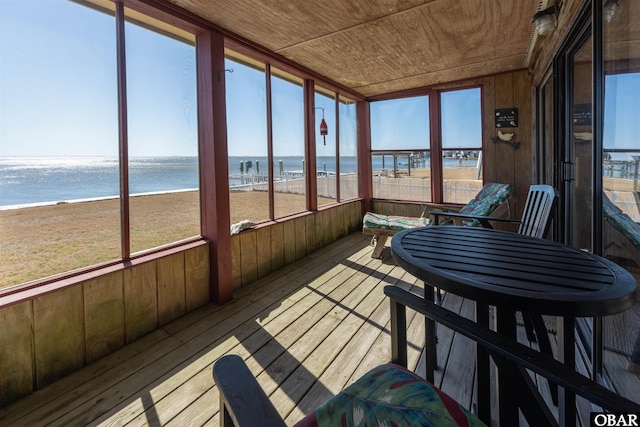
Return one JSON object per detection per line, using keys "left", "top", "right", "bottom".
{"left": 2, "top": 169, "right": 637, "bottom": 290}
{"left": 0, "top": 191, "right": 333, "bottom": 289}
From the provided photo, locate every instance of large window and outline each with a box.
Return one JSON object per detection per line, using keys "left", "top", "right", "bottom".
{"left": 0, "top": 1, "right": 199, "bottom": 289}
{"left": 271, "top": 69, "right": 306, "bottom": 218}
{"left": 225, "top": 56, "right": 269, "bottom": 223}
{"left": 315, "top": 88, "right": 337, "bottom": 207}
{"left": 370, "top": 88, "right": 483, "bottom": 203}
{"left": 441, "top": 88, "right": 483, "bottom": 203}
{"left": 600, "top": 0, "right": 640, "bottom": 393}
{"left": 339, "top": 97, "right": 358, "bottom": 201}
{"left": 370, "top": 96, "right": 431, "bottom": 202}
{"left": 125, "top": 8, "right": 199, "bottom": 253}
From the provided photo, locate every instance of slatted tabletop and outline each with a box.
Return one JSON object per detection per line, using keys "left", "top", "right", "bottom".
{"left": 391, "top": 226, "right": 637, "bottom": 317}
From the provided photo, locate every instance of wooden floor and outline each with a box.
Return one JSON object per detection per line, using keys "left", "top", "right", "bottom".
{"left": 0, "top": 232, "right": 638, "bottom": 426}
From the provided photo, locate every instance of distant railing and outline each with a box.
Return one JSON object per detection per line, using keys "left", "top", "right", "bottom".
{"left": 230, "top": 172, "right": 488, "bottom": 204}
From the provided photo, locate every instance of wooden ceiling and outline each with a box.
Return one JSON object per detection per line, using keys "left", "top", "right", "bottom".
{"left": 167, "top": 0, "right": 540, "bottom": 97}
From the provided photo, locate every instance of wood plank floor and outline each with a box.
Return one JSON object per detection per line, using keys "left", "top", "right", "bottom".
{"left": 1, "top": 232, "right": 638, "bottom": 426}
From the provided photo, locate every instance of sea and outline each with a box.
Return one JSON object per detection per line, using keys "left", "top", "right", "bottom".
{"left": 0, "top": 154, "right": 484, "bottom": 209}
{"left": 0, "top": 156, "right": 355, "bottom": 209}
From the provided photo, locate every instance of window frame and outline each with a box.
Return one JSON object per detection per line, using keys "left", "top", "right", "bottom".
{"left": 368, "top": 85, "right": 485, "bottom": 204}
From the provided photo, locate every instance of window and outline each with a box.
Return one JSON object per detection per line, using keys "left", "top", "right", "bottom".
{"left": 600, "top": 0, "right": 640, "bottom": 397}
{"left": 125, "top": 8, "right": 199, "bottom": 253}
{"left": 271, "top": 69, "right": 306, "bottom": 218}
{"left": 441, "top": 88, "right": 483, "bottom": 203}
{"left": 315, "top": 88, "right": 337, "bottom": 207}
{"left": 225, "top": 55, "right": 269, "bottom": 223}
{"left": 339, "top": 96, "right": 358, "bottom": 201}
{"left": 370, "top": 96, "right": 431, "bottom": 202}
{"left": 370, "top": 88, "right": 483, "bottom": 203}
{"left": 0, "top": 0, "right": 199, "bottom": 289}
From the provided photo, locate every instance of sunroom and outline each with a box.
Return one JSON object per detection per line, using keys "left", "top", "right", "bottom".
{"left": 0, "top": 0, "right": 639, "bottom": 425}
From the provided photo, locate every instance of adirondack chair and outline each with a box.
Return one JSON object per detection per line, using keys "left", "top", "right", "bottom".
{"left": 213, "top": 354, "right": 487, "bottom": 427}
{"left": 430, "top": 184, "right": 558, "bottom": 238}
{"left": 362, "top": 182, "right": 515, "bottom": 258}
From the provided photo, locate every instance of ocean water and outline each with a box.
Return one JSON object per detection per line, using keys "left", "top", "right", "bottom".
{"left": 0, "top": 154, "right": 478, "bottom": 209}
{"left": 0, "top": 156, "right": 357, "bottom": 208}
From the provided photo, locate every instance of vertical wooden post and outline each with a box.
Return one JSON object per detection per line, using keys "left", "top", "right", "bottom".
{"left": 335, "top": 94, "right": 341, "bottom": 202}
{"left": 429, "top": 93, "right": 442, "bottom": 203}
{"left": 115, "top": 2, "right": 130, "bottom": 259}
{"left": 197, "top": 30, "right": 233, "bottom": 304}
{"left": 265, "top": 65, "right": 275, "bottom": 220}
{"left": 357, "top": 100, "right": 372, "bottom": 213}
{"left": 305, "top": 80, "right": 318, "bottom": 211}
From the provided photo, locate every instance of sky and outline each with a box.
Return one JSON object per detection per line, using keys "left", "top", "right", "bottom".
{"left": 1, "top": 0, "right": 638, "bottom": 159}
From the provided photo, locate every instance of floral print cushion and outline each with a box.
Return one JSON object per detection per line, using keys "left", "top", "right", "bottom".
{"left": 388, "top": 215, "right": 430, "bottom": 230}
{"left": 363, "top": 212, "right": 390, "bottom": 229}
{"left": 363, "top": 212, "right": 430, "bottom": 230}
{"left": 294, "top": 363, "right": 486, "bottom": 427}
{"left": 603, "top": 194, "right": 640, "bottom": 250}
{"left": 607, "top": 211, "right": 640, "bottom": 250}
{"left": 459, "top": 183, "right": 514, "bottom": 216}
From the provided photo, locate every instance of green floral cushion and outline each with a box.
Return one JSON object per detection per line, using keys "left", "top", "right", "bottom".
{"left": 363, "top": 212, "right": 430, "bottom": 230}
{"left": 294, "top": 363, "right": 486, "bottom": 427}
{"left": 607, "top": 212, "right": 640, "bottom": 250}
{"left": 363, "top": 212, "right": 390, "bottom": 229}
{"left": 456, "top": 183, "right": 513, "bottom": 227}
{"left": 459, "top": 183, "right": 513, "bottom": 216}
{"left": 603, "top": 195, "right": 640, "bottom": 250}
{"left": 388, "top": 215, "right": 430, "bottom": 230}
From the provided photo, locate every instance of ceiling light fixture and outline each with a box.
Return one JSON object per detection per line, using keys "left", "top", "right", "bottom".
{"left": 533, "top": 2, "right": 561, "bottom": 36}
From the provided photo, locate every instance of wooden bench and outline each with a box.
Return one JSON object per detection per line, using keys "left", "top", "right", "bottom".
{"left": 363, "top": 182, "right": 515, "bottom": 258}
{"left": 362, "top": 212, "right": 430, "bottom": 258}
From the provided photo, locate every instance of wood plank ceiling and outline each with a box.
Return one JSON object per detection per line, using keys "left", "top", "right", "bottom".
{"left": 168, "top": 0, "right": 540, "bottom": 97}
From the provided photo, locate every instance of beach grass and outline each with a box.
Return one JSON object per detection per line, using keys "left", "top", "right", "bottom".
{"left": 0, "top": 191, "right": 333, "bottom": 289}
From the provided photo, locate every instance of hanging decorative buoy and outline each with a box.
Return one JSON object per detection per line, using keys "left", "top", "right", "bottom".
{"left": 320, "top": 118, "right": 328, "bottom": 146}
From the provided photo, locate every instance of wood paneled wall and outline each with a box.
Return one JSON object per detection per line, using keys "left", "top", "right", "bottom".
{"left": 0, "top": 243, "right": 210, "bottom": 406}
{"left": 482, "top": 69, "right": 534, "bottom": 218}
{"left": 231, "top": 201, "right": 363, "bottom": 289}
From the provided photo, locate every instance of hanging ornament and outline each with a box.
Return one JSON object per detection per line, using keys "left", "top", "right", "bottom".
{"left": 320, "top": 118, "right": 328, "bottom": 146}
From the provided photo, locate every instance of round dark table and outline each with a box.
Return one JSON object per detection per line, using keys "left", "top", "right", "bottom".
{"left": 391, "top": 226, "right": 637, "bottom": 316}
{"left": 390, "top": 225, "right": 638, "bottom": 426}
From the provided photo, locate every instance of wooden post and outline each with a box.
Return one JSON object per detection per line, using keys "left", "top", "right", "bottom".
{"left": 358, "top": 100, "right": 372, "bottom": 213}
{"left": 197, "top": 30, "right": 233, "bottom": 304}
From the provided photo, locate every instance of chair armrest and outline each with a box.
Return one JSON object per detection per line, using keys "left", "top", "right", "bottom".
{"left": 383, "top": 286, "right": 640, "bottom": 413}
{"left": 213, "top": 355, "right": 287, "bottom": 427}
{"left": 430, "top": 211, "right": 521, "bottom": 228}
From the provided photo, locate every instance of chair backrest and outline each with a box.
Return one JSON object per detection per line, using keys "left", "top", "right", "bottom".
{"left": 457, "top": 183, "right": 514, "bottom": 226}
{"left": 517, "top": 184, "right": 558, "bottom": 238}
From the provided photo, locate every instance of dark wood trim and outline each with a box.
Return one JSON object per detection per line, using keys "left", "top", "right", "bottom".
{"left": 305, "top": 80, "right": 318, "bottom": 211}
{"left": 357, "top": 100, "right": 372, "bottom": 212}
{"left": 592, "top": 0, "right": 605, "bottom": 380}
{"left": 197, "top": 30, "right": 233, "bottom": 304}
{"left": 265, "top": 64, "right": 275, "bottom": 220}
{"left": 334, "top": 93, "right": 341, "bottom": 202}
{"left": 116, "top": 2, "right": 131, "bottom": 259}
{"left": 429, "top": 93, "right": 442, "bottom": 203}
